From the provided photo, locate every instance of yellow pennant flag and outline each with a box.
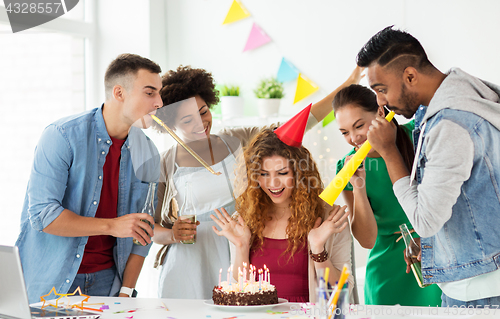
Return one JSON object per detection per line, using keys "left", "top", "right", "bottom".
{"left": 223, "top": 0, "right": 251, "bottom": 25}
{"left": 294, "top": 74, "right": 319, "bottom": 104}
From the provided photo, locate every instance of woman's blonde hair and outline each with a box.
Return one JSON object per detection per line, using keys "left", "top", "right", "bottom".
{"left": 236, "top": 128, "right": 325, "bottom": 259}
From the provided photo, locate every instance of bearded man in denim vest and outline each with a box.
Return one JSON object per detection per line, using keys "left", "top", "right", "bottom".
{"left": 356, "top": 26, "right": 500, "bottom": 307}
{"left": 16, "top": 54, "right": 163, "bottom": 303}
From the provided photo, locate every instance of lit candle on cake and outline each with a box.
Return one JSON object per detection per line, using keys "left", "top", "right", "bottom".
{"left": 238, "top": 267, "right": 243, "bottom": 292}
{"left": 219, "top": 268, "right": 222, "bottom": 287}
{"left": 263, "top": 264, "right": 267, "bottom": 282}
{"left": 243, "top": 262, "right": 247, "bottom": 282}
{"left": 227, "top": 266, "right": 230, "bottom": 284}
{"left": 258, "top": 269, "right": 263, "bottom": 291}
{"left": 229, "top": 265, "right": 233, "bottom": 288}
{"left": 267, "top": 268, "right": 270, "bottom": 284}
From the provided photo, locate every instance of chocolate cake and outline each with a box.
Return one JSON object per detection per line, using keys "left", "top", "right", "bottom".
{"left": 212, "top": 281, "right": 278, "bottom": 306}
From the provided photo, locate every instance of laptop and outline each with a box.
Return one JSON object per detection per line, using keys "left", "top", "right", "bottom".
{"left": 0, "top": 245, "right": 100, "bottom": 319}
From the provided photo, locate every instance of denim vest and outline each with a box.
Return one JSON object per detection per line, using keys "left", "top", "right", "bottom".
{"left": 16, "top": 107, "right": 156, "bottom": 303}
{"left": 413, "top": 106, "right": 500, "bottom": 284}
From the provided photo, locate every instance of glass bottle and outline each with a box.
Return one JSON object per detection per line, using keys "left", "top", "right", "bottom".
{"left": 133, "top": 182, "right": 156, "bottom": 246}
{"left": 399, "top": 223, "right": 429, "bottom": 288}
{"left": 179, "top": 181, "right": 197, "bottom": 244}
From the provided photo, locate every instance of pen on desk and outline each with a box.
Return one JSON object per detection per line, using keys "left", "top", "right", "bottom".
{"left": 332, "top": 265, "right": 349, "bottom": 307}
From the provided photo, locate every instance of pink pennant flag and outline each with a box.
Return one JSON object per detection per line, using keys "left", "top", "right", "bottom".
{"left": 243, "top": 23, "right": 271, "bottom": 52}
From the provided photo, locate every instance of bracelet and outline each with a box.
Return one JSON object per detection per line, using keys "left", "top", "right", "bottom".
{"left": 309, "top": 248, "right": 328, "bottom": 263}
{"left": 120, "top": 286, "right": 134, "bottom": 297}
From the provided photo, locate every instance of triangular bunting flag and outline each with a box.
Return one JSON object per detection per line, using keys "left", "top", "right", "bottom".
{"left": 223, "top": 0, "right": 251, "bottom": 25}
{"left": 243, "top": 23, "right": 271, "bottom": 52}
{"left": 274, "top": 104, "right": 312, "bottom": 147}
{"left": 277, "top": 58, "right": 299, "bottom": 83}
{"left": 322, "top": 110, "right": 336, "bottom": 127}
{"left": 293, "top": 73, "right": 319, "bottom": 104}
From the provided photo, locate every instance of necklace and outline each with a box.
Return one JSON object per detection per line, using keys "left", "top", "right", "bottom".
{"left": 269, "top": 206, "right": 289, "bottom": 239}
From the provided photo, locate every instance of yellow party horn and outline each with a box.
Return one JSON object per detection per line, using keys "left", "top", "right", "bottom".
{"left": 319, "top": 111, "right": 395, "bottom": 205}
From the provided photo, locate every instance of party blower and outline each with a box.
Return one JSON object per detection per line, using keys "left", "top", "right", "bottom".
{"left": 319, "top": 111, "right": 395, "bottom": 205}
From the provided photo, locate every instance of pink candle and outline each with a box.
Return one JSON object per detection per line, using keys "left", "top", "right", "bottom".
{"left": 243, "top": 262, "right": 247, "bottom": 282}
{"left": 219, "top": 268, "right": 222, "bottom": 287}
{"left": 266, "top": 268, "right": 270, "bottom": 283}
{"left": 263, "top": 264, "right": 267, "bottom": 282}
{"left": 238, "top": 267, "right": 243, "bottom": 292}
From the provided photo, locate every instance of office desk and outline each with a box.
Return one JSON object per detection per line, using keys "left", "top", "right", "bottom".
{"left": 34, "top": 297, "right": 500, "bottom": 319}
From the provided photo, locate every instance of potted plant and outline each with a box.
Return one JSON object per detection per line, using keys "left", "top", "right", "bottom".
{"left": 219, "top": 84, "right": 244, "bottom": 120}
{"left": 254, "top": 77, "right": 284, "bottom": 117}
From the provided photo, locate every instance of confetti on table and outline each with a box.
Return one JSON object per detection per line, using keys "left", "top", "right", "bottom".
{"left": 114, "top": 302, "right": 121, "bottom": 304}
{"left": 125, "top": 316, "right": 133, "bottom": 319}
{"left": 113, "top": 308, "right": 138, "bottom": 314}
{"left": 100, "top": 305, "right": 109, "bottom": 310}
{"left": 266, "top": 310, "right": 289, "bottom": 314}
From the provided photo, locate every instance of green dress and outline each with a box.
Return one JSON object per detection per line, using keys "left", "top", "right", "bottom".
{"left": 336, "top": 121, "right": 442, "bottom": 306}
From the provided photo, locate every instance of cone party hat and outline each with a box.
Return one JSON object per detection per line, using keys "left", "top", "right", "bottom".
{"left": 274, "top": 103, "right": 311, "bottom": 147}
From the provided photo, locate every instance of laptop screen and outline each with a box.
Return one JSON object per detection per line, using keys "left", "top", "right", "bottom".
{"left": 0, "top": 245, "right": 32, "bottom": 319}
{"left": 0, "top": 245, "right": 99, "bottom": 319}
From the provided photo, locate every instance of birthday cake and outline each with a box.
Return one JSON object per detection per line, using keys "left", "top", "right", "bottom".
{"left": 212, "top": 280, "right": 278, "bottom": 306}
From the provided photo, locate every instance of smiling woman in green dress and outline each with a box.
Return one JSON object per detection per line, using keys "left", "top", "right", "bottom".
{"left": 333, "top": 84, "right": 442, "bottom": 306}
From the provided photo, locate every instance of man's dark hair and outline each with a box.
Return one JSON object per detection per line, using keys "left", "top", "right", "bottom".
{"left": 356, "top": 26, "right": 434, "bottom": 73}
{"left": 104, "top": 53, "right": 162, "bottom": 100}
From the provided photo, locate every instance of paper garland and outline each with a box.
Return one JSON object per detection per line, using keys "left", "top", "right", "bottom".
{"left": 322, "top": 111, "right": 336, "bottom": 127}
{"left": 222, "top": 0, "right": 250, "bottom": 25}
{"left": 243, "top": 22, "right": 271, "bottom": 51}
{"left": 294, "top": 74, "right": 319, "bottom": 104}
{"left": 224, "top": 1, "right": 331, "bottom": 124}
{"left": 277, "top": 57, "right": 299, "bottom": 83}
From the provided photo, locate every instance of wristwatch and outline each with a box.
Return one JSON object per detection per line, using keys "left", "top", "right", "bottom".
{"left": 119, "top": 286, "right": 134, "bottom": 297}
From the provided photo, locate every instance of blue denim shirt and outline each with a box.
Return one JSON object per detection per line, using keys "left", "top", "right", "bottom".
{"left": 413, "top": 106, "right": 500, "bottom": 284}
{"left": 16, "top": 107, "right": 157, "bottom": 303}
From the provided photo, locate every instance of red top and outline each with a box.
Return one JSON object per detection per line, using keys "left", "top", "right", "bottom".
{"left": 249, "top": 237, "right": 309, "bottom": 302}
{"left": 78, "top": 137, "right": 125, "bottom": 274}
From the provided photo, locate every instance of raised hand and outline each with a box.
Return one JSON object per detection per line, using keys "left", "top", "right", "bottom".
{"left": 346, "top": 66, "right": 365, "bottom": 85}
{"left": 308, "top": 205, "right": 349, "bottom": 253}
{"left": 211, "top": 208, "right": 251, "bottom": 248}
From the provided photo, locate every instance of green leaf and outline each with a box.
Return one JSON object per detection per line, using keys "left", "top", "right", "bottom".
{"left": 219, "top": 84, "right": 240, "bottom": 96}
{"left": 254, "top": 77, "right": 284, "bottom": 99}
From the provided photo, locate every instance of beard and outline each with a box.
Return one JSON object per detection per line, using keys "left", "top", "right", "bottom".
{"left": 396, "top": 83, "right": 420, "bottom": 119}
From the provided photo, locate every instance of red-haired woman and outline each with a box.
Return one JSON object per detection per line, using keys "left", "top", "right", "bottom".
{"left": 211, "top": 128, "right": 353, "bottom": 302}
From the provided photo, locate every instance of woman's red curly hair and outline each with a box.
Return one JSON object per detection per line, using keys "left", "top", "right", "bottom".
{"left": 236, "top": 128, "right": 325, "bottom": 259}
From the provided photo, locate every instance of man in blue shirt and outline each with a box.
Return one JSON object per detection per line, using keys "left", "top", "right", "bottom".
{"left": 16, "top": 53, "right": 163, "bottom": 303}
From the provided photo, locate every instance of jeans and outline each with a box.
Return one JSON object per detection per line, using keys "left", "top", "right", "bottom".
{"left": 69, "top": 265, "right": 117, "bottom": 296}
{"left": 442, "top": 292, "right": 500, "bottom": 307}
